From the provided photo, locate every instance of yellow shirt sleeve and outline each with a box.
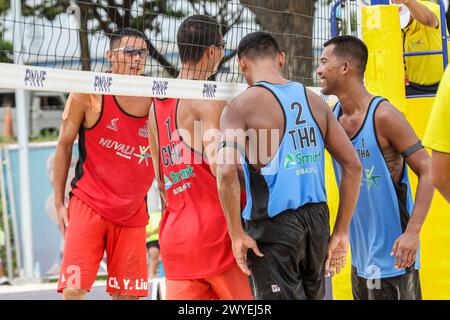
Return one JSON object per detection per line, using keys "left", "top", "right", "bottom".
{"left": 423, "top": 67, "right": 450, "bottom": 153}
{"left": 419, "top": 0, "right": 441, "bottom": 22}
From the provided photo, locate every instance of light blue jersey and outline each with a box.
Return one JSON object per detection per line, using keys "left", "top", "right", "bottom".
{"left": 242, "top": 81, "right": 327, "bottom": 221}
{"left": 332, "top": 97, "right": 419, "bottom": 279}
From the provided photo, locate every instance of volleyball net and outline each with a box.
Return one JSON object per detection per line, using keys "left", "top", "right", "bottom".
{"left": 0, "top": 0, "right": 362, "bottom": 100}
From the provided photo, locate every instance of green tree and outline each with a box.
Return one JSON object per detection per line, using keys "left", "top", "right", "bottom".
{"left": 241, "top": 0, "right": 317, "bottom": 85}
{"left": 21, "top": 0, "right": 245, "bottom": 76}
{"left": 21, "top": 0, "right": 185, "bottom": 73}
{"left": 3, "top": 0, "right": 324, "bottom": 82}
{"left": 0, "top": 0, "right": 13, "bottom": 63}
{"left": 0, "top": 32, "right": 13, "bottom": 63}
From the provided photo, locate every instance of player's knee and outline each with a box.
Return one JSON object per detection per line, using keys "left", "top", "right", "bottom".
{"left": 63, "top": 288, "right": 86, "bottom": 300}
{"left": 112, "top": 293, "right": 137, "bottom": 300}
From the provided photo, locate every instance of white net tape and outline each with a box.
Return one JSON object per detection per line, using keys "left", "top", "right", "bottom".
{"left": 0, "top": 62, "right": 337, "bottom": 104}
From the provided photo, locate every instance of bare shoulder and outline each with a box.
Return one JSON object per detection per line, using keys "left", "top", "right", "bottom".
{"left": 305, "top": 88, "right": 331, "bottom": 114}
{"left": 305, "top": 88, "right": 331, "bottom": 136}
{"left": 225, "top": 86, "right": 266, "bottom": 114}
{"left": 69, "top": 92, "right": 94, "bottom": 107}
{"left": 196, "top": 99, "right": 226, "bottom": 113}
{"left": 194, "top": 99, "right": 227, "bottom": 121}
{"left": 69, "top": 93, "right": 102, "bottom": 113}
{"left": 375, "top": 100, "right": 418, "bottom": 143}
{"left": 375, "top": 100, "right": 407, "bottom": 127}
{"left": 220, "top": 87, "right": 264, "bottom": 129}
{"left": 62, "top": 92, "right": 93, "bottom": 120}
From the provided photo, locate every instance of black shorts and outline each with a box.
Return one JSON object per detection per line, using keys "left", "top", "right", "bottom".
{"left": 146, "top": 240, "right": 160, "bottom": 250}
{"left": 351, "top": 266, "right": 422, "bottom": 300}
{"left": 244, "top": 202, "right": 330, "bottom": 300}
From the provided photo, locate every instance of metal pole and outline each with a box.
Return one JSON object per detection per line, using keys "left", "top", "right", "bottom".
{"left": 439, "top": 0, "right": 448, "bottom": 69}
{"left": 346, "top": 0, "right": 352, "bottom": 35}
{"left": 0, "top": 149, "right": 13, "bottom": 279}
{"left": 404, "top": 50, "right": 446, "bottom": 57}
{"left": 357, "top": 0, "right": 363, "bottom": 38}
{"left": 5, "top": 149, "right": 23, "bottom": 278}
{"left": 331, "top": 1, "right": 346, "bottom": 38}
{"left": 371, "top": 0, "right": 390, "bottom": 5}
{"left": 12, "top": 0, "right": 34, "bottom": 279}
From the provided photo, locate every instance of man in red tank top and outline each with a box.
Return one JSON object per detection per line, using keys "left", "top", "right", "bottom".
{"left": 54, "top": 28, "right": 155, "bottom": 300}
{"left": 148, "top": 15, "right": 253, "bottom": 300}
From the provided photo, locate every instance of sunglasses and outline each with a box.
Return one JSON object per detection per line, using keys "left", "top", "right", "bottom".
{"left": 111, "top": 46, "right": 149, "bottom": 58}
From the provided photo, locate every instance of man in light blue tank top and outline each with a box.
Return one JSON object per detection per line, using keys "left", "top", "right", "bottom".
{"left": 216, "top": 32, "right": 363, "bottom": 300}
{"left": 317, "top": 35, "right": 434, "bottom": 300}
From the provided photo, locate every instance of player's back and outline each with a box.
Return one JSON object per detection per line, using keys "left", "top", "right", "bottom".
{"left": 153, "top": 97, "right": 235, "bottom": 280}
{"left": 238, "top": 81, "right": 328, "bottom": 221}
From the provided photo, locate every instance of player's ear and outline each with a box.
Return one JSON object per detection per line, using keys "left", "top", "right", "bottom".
{"left": 341, "top": 61, "right": 350, "bottom": 76}
{"left": 278, "top": 52, "right": 286, "bottom": 68}
{"left": 208, "top": 45, "right": 215, "bottom": 60}
{"left": 238, "top": 57, "right": 247, "bottom": 73}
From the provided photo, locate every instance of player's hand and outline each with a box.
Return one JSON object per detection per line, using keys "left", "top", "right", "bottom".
{"left": 325, "top": 232, "right": 349, "bottom": 277}
{"left": 56, "top": 205, "right": 69, "bottom": 237}
{"left": 231, "top": 232, "right": 264, "bottom": 276}
{"left": 391, "top": 231, "right": 419, "bottom": 269}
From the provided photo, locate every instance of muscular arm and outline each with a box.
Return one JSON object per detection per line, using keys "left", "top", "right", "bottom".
{"left": 217, "top": 100, "right": 247, "bottom": 239}
{"left": 377, "top": 103, "right": 434, "bottom": 268}
{"left": 430, "top": 150, "right": 450, "bottom": 202}
{"left": 325, "top": 113, "right": 363, "bottom": 235}
{"left": 307, "top": 90, "right": 362, "bottom": 276}
{"left": 217, "top": 96, "right": 263, "bottom": 275}
{"left": 308, "top": 91, "right": 362, "bottom": 235}
{"left": 148, "top": 103, "right": 166, "bottom": 206}
{"left": 399, "top": 0, "right": 439, "bottom": 28}
{"left": 54, "top": 93, "right": 88, "bottom": 235}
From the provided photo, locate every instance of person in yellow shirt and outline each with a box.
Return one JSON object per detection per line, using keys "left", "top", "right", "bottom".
{"left": 393, "top": 0, "right": 447, "bottom": 95}
{"left": 146, "top": 211, "right": 162, "bottom": 279}
{"left": 423, "top": 66, "right": 450, "bottom": 203}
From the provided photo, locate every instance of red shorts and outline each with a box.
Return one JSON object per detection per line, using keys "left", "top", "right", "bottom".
{"left": 57, "top": 196, "right": 148, "bottom": 297}
{"left": 165, "top": 263, "right": 253, "bottom": 300}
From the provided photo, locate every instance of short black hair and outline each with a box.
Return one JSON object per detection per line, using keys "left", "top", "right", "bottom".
{"left": 177, "top": 14, "right": 222, "bottom": 64}
{"left": 323, "top": 35, "right": 368, "bottom": 76}
{"left": 237, "top": 31, "right": 281, "bottom": 60}
{"left": 109, "top": 28, "right": 149, "bottom": 50}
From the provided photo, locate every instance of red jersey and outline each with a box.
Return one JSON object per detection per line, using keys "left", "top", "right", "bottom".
{"left": 153, "top": 98, "right": 235, "bottom": 280}
{"left": 71, "top": 95, "right": 154, "bottom": 227}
